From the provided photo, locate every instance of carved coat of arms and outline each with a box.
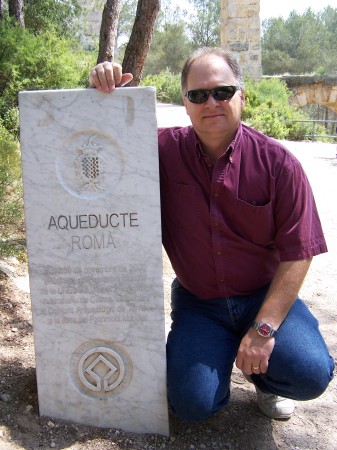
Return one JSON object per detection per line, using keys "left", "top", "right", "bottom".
{"left": 75, "top": 136, "right": 106, "bottom": 192}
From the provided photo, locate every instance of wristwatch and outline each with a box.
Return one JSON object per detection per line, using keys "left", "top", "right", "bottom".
{"left": 252, "top": 321, "right": 278, "bottom": 337}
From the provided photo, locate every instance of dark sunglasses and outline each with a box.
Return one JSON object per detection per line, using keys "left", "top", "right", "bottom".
{"left": 186, "top": 86, "right": 239, "bottom": 104}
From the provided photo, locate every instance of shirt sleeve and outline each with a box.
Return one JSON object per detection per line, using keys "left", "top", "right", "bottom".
{"left": 274, "top": 154, "right": 327, "bottom": 261}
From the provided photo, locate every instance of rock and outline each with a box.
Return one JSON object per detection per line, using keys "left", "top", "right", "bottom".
{"left": 0, "top": 393, "right": 11, "bottom": 403}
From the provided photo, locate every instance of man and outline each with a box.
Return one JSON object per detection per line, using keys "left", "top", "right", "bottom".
{"left": 89, "top": 47, "right": 334, "bottom": 422}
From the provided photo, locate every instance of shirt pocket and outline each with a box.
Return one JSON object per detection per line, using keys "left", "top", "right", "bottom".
{"left": 161, "top": 181, "right": 205, "bottom": 232}
{"left": 222, "top": 195, "right": 275, "bottom": 247}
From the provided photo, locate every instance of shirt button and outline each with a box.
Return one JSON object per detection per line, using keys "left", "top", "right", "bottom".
{"left": 217, "top": 251, "right": 222, "bottom": 255}
{"left": 214, "top": 193, "right": 219, "bottom": 198}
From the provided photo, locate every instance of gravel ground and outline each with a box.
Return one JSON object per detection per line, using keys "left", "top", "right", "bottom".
{"left": 0, "top": 104, "right": 336, "bottom": 450}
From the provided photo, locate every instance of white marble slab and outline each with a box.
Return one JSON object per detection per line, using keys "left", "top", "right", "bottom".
{"left": 19, "top": 88, "right": 169, "bottom": 435}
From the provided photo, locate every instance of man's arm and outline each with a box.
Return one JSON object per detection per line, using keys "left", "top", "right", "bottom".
{"left": 235, "top": 258, "right": 312, "bottom": 375}
{"left": 88, "top": 61, "right": 133, "bottom": 93}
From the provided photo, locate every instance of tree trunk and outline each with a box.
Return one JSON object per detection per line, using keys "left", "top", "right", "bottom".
{"left": 8, "top": 0, "right": 25, "bottom": 27}
{"left": 0, "top": 0, "right": 4, "bottom": 21}
{"left": 122, "top": 0, "right": 160, "bottom": 86}
{"left": 97, "top": 0, "right": 122, "bottom": 63}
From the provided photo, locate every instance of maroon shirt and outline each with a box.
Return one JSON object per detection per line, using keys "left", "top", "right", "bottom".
{"left": 159, "top": 123, "right": 327, "bottom": 299}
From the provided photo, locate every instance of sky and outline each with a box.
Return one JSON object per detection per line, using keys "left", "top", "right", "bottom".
{"left": 259, "top": 0, "right": 337, "bottom": 20}
{"left": 170, "top": 0, "right": 337, "bottom": 20}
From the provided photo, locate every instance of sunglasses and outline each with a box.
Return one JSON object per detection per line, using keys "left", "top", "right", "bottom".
{"left": 186, "top": 86, "right": 239, "bottom": 104}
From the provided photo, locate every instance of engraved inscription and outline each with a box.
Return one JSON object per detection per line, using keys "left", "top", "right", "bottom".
{"left": 71, "top": 232, "right": 116, "bottom": 250}
{"left": 48, "top": 213, "right": 139, "bottom": 230}
{"left": 47, "top": 212, "right": 139, "bottom": 252}
{"left": 35, "top": 264, "right": 160, "bottom": 325}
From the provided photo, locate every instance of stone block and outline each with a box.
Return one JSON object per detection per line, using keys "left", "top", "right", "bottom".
{"left": 19, "top": 88, "right": 169, "bottom": 436}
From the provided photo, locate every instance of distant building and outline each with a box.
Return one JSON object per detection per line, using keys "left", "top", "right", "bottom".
{"left": 79, "top": 0, "right": 102, "bottom": 47}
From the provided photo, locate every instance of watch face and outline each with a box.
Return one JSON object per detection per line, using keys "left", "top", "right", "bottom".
{"left": 258, "top": 323, "right": 271, "bottom": 337}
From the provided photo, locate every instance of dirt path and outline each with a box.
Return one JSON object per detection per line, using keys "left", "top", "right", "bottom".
{"left": 0, "top": 105, "right": 336, "bottom": 449}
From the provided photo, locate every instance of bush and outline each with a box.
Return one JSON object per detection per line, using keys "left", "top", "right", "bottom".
{"left": 141, "top": 69, "right": 183, "bottom": 105}
{"left": 0, "top": 21, "right": 95, "bottom": 135}
{"left": 242, "top": 77, "right": 330, "bottom": 141}
{"left": 0, "top": 124, "right": 24, "bottom": 258}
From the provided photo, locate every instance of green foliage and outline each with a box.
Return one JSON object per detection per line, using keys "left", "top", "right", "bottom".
{"left": 141, "top": 70, "right": 183, "bottom": 105}
{"left": 142, "top": 1, "right": 192, "bottom": 75}
{"left": 144, "top": 22, "right": 192, "bottom": 76}
{"left": 117, "top": 0, "right": 138, "bottom": 48}
{"left": 242, "top": 77, "right": 329, "bottom": 141}
{"left": 262, "top": 7, "right": 337, "bottom": 75}
{"left": 0, "top": 21, "right": 95, "bottom": 135}
{"left": 187, "top": 0, "right": 221, "bottom": 48}
{"left": 261, "top": 49, "right": 297, "bottom": 76}
{"left": 0, "top": 107, "right": 19, "bottom": 137}
{"left": 24, "top": 0, "right": 83, "bottom": 39}
{"left": 0, "top": 124, "right": 24, "bottom": 258}
{"left": 122, "top": 1, "right": 220, "bottom": 73}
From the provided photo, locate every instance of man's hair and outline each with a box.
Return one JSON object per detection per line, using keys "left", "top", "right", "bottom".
{"left": 181, "top": 47, "right": 244, "bottom": 94}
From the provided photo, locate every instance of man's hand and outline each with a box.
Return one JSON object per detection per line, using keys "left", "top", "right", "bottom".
{"left": 235, "top": 259, "right": 312, "bottom": 376}
{"left": 88, "top": 61, "right": 133, "bottom": 93}
{"left": 235, "top": 328, "right": 275, "bottom": 375}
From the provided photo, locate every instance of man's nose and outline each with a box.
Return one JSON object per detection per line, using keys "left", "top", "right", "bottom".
{"left": 205, "top": 93, "right": 220, "bottom": 107}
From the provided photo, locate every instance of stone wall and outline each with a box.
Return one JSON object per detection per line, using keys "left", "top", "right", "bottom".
{"left": 220, "top": 0, "right": 262, "bottom": 80}
{"left": 282, "top": 76, "right": 337, "bottom": 114}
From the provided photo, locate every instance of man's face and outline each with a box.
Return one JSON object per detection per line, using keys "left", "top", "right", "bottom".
{"left": 183, "top": 55, "right": 245, "bottom": 140}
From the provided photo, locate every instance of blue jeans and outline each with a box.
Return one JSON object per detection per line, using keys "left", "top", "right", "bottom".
{"left": 166, "top": 278, "right": 335, "bottom": 422}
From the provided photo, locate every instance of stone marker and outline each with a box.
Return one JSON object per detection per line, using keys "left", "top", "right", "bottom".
{"left": 19, "top": 88, "right": 169, "bottom": 436}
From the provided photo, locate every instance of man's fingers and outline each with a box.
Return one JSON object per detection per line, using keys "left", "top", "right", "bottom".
{"left": 98, "top": 62, "right": 118, "bottom": 92}
{"left": 120, "top": 73, "right": 133, "bottom": 86}
{"left": 88, "top": 62, "right": 132, "bottom": 92}
{"left": 259, "top": 358, "right": 269, "bottom": 374}
{"left": 88, "top": 66, "right": 112, "bottom": 92}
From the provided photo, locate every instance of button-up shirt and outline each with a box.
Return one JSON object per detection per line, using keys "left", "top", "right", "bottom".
{"left": 159, "top": 123, "right": 327, "bottom": 299}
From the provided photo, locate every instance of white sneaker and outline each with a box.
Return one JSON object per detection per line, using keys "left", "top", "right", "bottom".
{"left": 244, "top": 374, "right": 294, "bottom": 419}
{"left": 255, "top": 385, "right": 295, "bottom": 419}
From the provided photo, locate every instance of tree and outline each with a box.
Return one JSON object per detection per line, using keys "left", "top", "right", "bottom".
{"left": 319, "top": 6, "right": 337, "bottom": 75}
{"left": 0, "top": 0, "right": 4, "bottom": 20}
{"left": 144, "top": 2, "right": 192, "bottom": 75}
{"left": 97, "top": 0, "right": 122, "bottom": 62}
{"left": 144, "top": 22, "right": 192, "bottom": 75}
{"left": 116, "top": 0, "right": 137, "bottom": 50}
{"left": 8, "top": 0, "right": 24, "bottom": 26}
{"left": 262, "top": 7, "right": 337, "bottom": 75}
{"left": 122, "top": 0, "right": 160, "bottom": 85}
{"left": 20, "top": 0, "right": 82, "bottom": 39}
{"left": 188, "top": 0, "right": 220, "bottom": 48}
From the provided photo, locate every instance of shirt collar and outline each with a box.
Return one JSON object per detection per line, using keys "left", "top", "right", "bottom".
{"left": 191, "top": 123, "right": 243, "bottom": 163}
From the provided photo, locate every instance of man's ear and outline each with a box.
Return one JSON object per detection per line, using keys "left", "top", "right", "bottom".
{"left": 240, "top": 89, "right": 245, "bottom": 108}
{"left": 183, "top": 94, "right": 189, "bottom": 114}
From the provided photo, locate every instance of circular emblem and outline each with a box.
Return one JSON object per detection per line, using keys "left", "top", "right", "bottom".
{"left": 71, "top": 340, "right": 133, "bottom": 398}
{"left": 56, "top": 130, "right": 125, "bottom": 200}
